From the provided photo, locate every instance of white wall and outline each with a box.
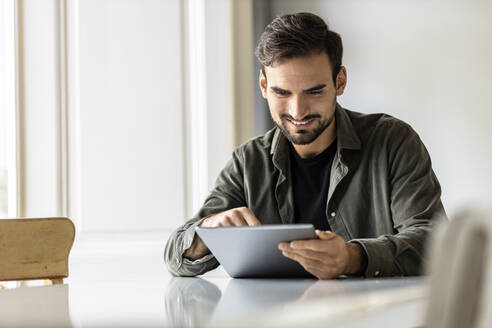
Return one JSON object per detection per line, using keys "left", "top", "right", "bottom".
{"left": 13, "top": 0, "right": 187, "bottom": 232}
{"left": 9, "top": 0, "right": 237, "bottom": 238}
{"left": 72, "top": 0, "right": 185, "bottom": 231}
{"left": 10, "top": 0, "right": 490, "bottom": 231}
{"left": 0, "top": 0, "right": 7, "bottom": 216}
{"left": 0, "top": 1, "right": 5, "bottom": 168}
{"left": 0, "top": 0, "right": 16, "bottom": 218}
{"left": 270, "top": 0, "right": 492, "bottom": 216}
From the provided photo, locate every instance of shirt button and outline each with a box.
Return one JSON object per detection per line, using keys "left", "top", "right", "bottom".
{"left": 330, "top": 212, "right": 336, "bottom": 217}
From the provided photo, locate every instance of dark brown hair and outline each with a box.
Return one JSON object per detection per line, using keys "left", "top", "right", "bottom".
{"left": 255, "top": 12, "right": 343, "bottom": 83}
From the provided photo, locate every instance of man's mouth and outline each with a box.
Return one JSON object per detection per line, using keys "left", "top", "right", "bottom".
{"left": 285, "top": 117, "right": 317, "bottom": 129}
{"left": 288, "top": 119, "right": 313, "bottom": 126}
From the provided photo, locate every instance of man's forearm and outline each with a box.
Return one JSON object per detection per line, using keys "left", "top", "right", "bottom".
{"left": 164, "top": 218, "right": 219, "bottom": 277}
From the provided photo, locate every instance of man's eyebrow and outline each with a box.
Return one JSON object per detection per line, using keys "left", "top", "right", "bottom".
{"left": 270, "top": 84, "right": 327, "bottom": 94}
{"left": 304, "top": 84, "right": 326, "bottom": 92}
{"left": 270, "top": 86, "right": 290, "bottom": 94}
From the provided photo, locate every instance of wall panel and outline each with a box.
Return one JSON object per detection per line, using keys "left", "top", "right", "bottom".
{"left": 270, "top": 0, "right": 492, "bottom": 215}
{"left": 69, "top": 0, "right": 185, "bottom": 231}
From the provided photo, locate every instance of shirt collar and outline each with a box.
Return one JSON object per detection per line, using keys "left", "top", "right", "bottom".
{"left": 334, "top": 103, "right": 361, "bottom": 151}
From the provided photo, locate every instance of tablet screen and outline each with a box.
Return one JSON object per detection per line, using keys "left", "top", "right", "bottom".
{"left": 196, "top": 224, "right": 316, "bottom": 278}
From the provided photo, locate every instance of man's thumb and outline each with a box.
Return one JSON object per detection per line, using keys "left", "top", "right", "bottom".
{"left": 316, "top": 229, "right": 336, "bottom": 240}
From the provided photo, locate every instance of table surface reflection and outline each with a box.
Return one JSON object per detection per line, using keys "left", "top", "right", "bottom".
{"left": 0, "top": 245, "right": 427, "bottom": 328}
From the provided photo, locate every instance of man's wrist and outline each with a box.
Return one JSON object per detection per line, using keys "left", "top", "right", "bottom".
{"left": 183, "top": 233, "right": 210, "bottom": 261}
{"left": 345, "top": 242, "right": 368, "bottom": 275}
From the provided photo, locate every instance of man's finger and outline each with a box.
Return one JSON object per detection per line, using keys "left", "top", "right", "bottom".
{"left": 282, "top": 250, "right": 339, "bottom": 280}
{"left": 284, "top": 248, "right": 329, "bottom": 262}
{"left": 278, "top": 242, "right": 289, "bottom": 250}
{"left": 227, "top": 213, "right": 249, "bottom": 226}
{"left": 282, "top": 250, "right": 321, "bottom": 273}
{"left": 280, "top": 243, "right": 339, "bottom": 264}
{"left": 216, "top": 216, "right": 234, "bottom": 227}
{"left": 289, "top": 239, "right": 326, "bottom": 251}
{"left": 290, "top": 231, "right": 338, "bottom": 250}
{"left": 239, "top": 207, "right": 261, "bottom": 226}
{"left": 282, "top": 250, "right": 310, "bottom": 267}
{"left": 315, "top": 230, "right": 338, "bottom": 240}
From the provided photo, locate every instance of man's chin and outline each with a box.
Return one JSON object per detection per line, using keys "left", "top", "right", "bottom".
{"left": 275, "top": 119, "right": 329, "bottom": 146}
{"left": 284, "top": 130, "right": 318, "bottom": 145}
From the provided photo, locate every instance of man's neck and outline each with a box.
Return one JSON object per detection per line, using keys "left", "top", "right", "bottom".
{"left": 292, "top": 119, "right": 337, "bottom": 159}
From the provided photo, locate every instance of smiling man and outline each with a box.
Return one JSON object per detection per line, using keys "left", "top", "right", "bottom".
{"left": 164, "top": 12, "right": 447, "bottom": 279}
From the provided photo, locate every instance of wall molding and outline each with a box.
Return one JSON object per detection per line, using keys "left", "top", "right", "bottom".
{"left": 182, "top": 0, "right": 209, "bottom": 218}
{"left": 232, "top": 0, "right": 255, "bottom": 147}
{"left": 55, "top": 0, "right": 68, "bottom": 218}
{"left": 65, "top": 0, "right": 82, "bottom": 231}
{"left": 3, "top": 0, "right": 20, "bottom": 217}
{"left": 182, "top": 0, "right": 235, "bottom": 218}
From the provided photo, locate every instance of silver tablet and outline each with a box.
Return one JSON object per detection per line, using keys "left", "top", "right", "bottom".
{"left": 195, "top": 224, "right": 316, "bottom": 278}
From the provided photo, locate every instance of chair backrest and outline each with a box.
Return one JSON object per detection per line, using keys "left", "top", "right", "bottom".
{"left": 426, "top": 212, "right": 492, "bottom": 328}
{"left": 0, "top": 217, "right": 75, "bottom": 284}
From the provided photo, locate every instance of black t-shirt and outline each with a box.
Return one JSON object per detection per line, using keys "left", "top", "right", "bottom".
{"left": 289, "top": 140, "right": 337, "bottom": 231}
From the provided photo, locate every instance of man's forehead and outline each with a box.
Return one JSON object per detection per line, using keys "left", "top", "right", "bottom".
{"left": 267, "top": 52, "right": 331, "bottom": 69}
{"left": 263, "top": 53, "right": 333, "bottom": 85}
{"left": 264, "top": 68, "right": 332, "bottom": 90}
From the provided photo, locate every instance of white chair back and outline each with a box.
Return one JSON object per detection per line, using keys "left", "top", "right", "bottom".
{"left": 426, "top": 212, "right": 492, "bottom": 328}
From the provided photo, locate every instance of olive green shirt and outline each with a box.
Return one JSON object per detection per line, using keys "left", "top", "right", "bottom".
{"left": 164, "top": 104, "right": 447, "bottom": 278}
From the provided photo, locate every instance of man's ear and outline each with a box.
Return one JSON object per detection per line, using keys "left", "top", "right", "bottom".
{"left": 335, "top": 66, "right": 347, "bottom": 96}
{"left": 259, "top": 70, "right": 267, "bottom": 98}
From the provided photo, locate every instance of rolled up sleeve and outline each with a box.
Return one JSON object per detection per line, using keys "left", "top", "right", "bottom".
{"left": 164, "top": 150, "right": 246, "bottom": 277}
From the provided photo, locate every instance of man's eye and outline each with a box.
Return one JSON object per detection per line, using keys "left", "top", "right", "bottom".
{"left": 275, "top": 90, "right": 289, "bottom": 96}
{"left": 271, "top": 88, "right": 290, "bottom": 96}
{"left": 309, "top": 90, "right": 323, "bottom": 95}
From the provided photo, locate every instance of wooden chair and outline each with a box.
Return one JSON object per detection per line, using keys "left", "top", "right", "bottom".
{"left": 0, "top": 217, "right": 75, "bottom": 285}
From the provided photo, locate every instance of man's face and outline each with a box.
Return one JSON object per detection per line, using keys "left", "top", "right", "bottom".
{"left": 260, "top": 52, "right": 346, "bottom": 146}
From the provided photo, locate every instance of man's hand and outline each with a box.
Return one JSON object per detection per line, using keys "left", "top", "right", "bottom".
{"left": 278, "top": 230, "right": 367, "bottom": 279}
{"left": 183, "top": 207, "right": 261, "bottom": 261}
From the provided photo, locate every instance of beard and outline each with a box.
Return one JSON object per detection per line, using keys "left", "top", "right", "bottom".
{"left": 273, "top": 113, "right": 334, "bottom": 145}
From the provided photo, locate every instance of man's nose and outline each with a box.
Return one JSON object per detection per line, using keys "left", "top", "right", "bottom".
{"left": 288, "top": 95, "right": 309, "bottom": 120}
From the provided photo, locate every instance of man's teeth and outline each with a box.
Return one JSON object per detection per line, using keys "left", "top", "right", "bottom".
{"left": 290, "top": 119, "right": 311, "bottom": 125}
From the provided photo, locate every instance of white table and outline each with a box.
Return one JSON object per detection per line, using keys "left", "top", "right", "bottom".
{"left": 0, "top": 234, "right": 428, "bottom": 327}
